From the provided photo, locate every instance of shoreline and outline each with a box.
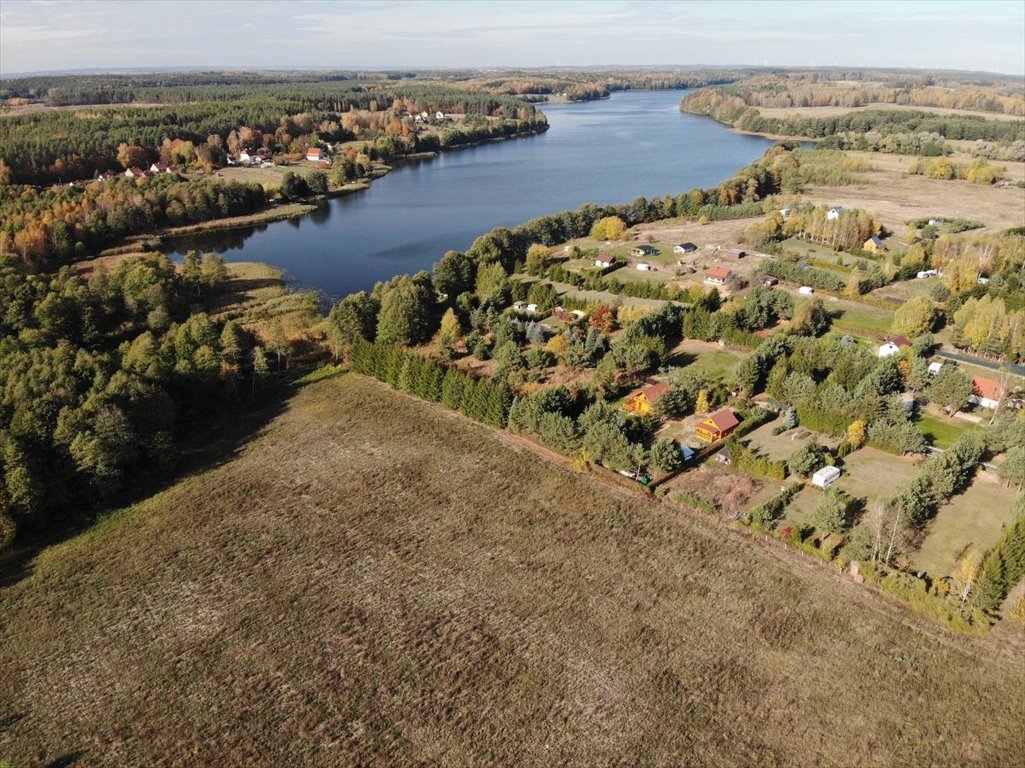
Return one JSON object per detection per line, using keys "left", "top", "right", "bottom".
{"left": 96, "top": 126, "right": 549, "bottom": 254}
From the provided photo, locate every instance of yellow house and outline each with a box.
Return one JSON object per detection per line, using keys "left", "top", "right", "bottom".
{"left": 624, "top": 382, "right": 669, "bottom": 416}
{"left": 694, "top": 409, "right": 740, "bottom": 442}
{"left": 863, "top": 235, "right": 887, "bottom": 253}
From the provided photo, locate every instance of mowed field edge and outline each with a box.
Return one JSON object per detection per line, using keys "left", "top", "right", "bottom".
{"left": 1, "top": 374, "right": 1023, "bottom": 767}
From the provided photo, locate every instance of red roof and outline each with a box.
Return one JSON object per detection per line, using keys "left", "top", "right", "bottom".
{"left": 701, "top": 409, "right": 740, "bottom": 432}
{"left": 705, "top": 265, "right": 732, "bottom": 280}
{"left": 973, "top": 376, "right": 1004, "bottom": 401}
{"left": 886, "top": 335, "right": 911, "bottom": 347}
{"left": 306, "top": 148, "right": 323, "bottom": 159}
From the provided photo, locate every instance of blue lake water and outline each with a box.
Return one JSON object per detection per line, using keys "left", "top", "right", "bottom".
{"left": 163, "top": 90, "right": 774, "bottom": 300}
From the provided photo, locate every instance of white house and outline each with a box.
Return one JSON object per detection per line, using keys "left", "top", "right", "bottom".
{"left": 435, "top": 111, "right": 444, "bottom": 120}
{"left": 878, "top": 342, "right": 901, "bottom": 358}
{"left": 631, "top": 245, "right": 658, "bottom": 257}
{"left": 927, "top": 361, "right": 944, "bottom": 376}
{"left": 239, "top": 150, "right": 254, "bottom": 165}
{"left": 779, "top": 207, "right": 791, "bottom": 218}
{"left": 812, "top": 465, "right": 841, "bottom": 489}
{"left": 636, "top": 263, "right": 652, "bottom": 272}
{"left": 916, "top": 269, "right": 938, "bottom": 279}
{"left": 798, "top": 286, "right": 814, "bottom": 296}
{"left": 978, "top": 276, "right": 990, "bottom": 285}
{"left": 826, "top": 207, "right": 844, "bottom": 220}
{"left": 306, "top": 147, "right": 324, "bottom": 162}
{"left": 673, "top": 242, "right": 698, "bottom": 255}
{"left": 525, "top": 303, "right": 539, "bottom": 314}
{"left": 594, "top": 258, "right": 613, "bottom": 269}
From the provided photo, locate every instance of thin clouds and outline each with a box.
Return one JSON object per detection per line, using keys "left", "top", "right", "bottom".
{"left": 0, "top": 0, "right": 1023, "bottom": 75}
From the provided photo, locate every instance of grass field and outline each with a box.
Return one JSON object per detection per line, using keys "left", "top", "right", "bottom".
{"left": 666, "top": 339, "right": 748, "bottom": 382}
{"left": 801, "top": 151, "right": 1025, "bottom": 237}
{"left": 916, "top": 412, "right": 982, "bottom": 449}
{"left": 754, "top": 102, "right": 1025, "bottom": 123}
{"left": 911, "top": 474, "right": 1021, "bottom": 580}
{"left": 1, "top": 375, "right": 1023, "bottom": 766}
{"left": 822, "top": 297, "right": 895, "bottom": 337}
{"left": 744, "top": 421, "right": 839, "bottom": 463}
{"left": 834, "top": 447, "right": 921, "bottom": 508}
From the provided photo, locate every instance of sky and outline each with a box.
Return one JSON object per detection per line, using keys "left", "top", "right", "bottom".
{"left": 2, "top": 0, "right": 1024, "bottom": 77}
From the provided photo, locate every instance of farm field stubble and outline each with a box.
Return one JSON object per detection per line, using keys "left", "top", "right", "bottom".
{"left": 1, "top": 375, "right": 1022, "bottom": 767}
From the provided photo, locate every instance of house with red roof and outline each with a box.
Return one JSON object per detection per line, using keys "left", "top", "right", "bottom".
{"left": 970, "top": 376, "right": 1004, "bottom": 410}
{"left": 306, "top": 147, "right": 324, "bottom": 162}
{"left": 695, "top": 409, "right": 740, "bottom": 442}
{"left": 704, "top": 266, "right": 732, "bottom": 286}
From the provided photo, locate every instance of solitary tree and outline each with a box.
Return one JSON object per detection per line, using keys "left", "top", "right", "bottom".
{"left": 651, "top": 437, "right": 683, "bottom": 473}
{"left": 892, "top": 295, "right": 936, "bottom": 338}
{"left": 927, "top": 365, "right": 974, "bottom": 417}
{"left": 589, "top": 216, "right": 627, "bottom": 241}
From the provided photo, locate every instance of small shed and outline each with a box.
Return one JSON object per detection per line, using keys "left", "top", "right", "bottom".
{"left": 863, "top": 236, "right": 887, "bottom": 253}
{"left": 812, "top": 465, "right": 841, "bottom": 489}
{"left": 631, "top": 245, "right": 658, "bottom": 257}
{"left": 674, "top": 242, "right": 698, "bottom": 254}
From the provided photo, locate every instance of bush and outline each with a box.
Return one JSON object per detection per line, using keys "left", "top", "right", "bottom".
{"left": 675, "top": 491, "right": 717, "bottom": 515}
{"left": 726, "top": 438, "right": 787, "bottom": 481}
{"left": 745, "top": 485, "right": 799, "bottom": 531}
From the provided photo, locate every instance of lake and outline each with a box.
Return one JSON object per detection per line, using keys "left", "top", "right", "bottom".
{"left": 163, "top": 90, "right": 774, "bottom": 300}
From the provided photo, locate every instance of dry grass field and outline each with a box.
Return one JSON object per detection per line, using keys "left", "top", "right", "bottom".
{"left": 1, "top": 375, "right": 1023, "bottom": 767}
{"left": 754, "top": 103, "right": 1025, "bottom": 123}
{"left": 800, "top": 151, "right": 1025, "bottom": 236}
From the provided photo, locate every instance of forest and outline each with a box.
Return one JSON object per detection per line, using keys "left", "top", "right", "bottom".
{"left": 0, "top": 251, "right": 297, "bottom": 548}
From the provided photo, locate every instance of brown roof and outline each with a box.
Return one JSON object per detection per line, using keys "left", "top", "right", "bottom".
{"left": 973, "top": 376, "right": 1004, "bottom": 401}
{"left": 705, "top": 265, "right": 731, "bottom": 280}
{"left": 629, "top": 381, "right": 670, "bottom": 402}
{"left": 886, "top": 335, "right": 911, "bottom": 347}
{"left": 700, "top": 409, "right": 740, "bottom": 432}
{"left": 306, "top": 148, "right": 322, "bottom": 158}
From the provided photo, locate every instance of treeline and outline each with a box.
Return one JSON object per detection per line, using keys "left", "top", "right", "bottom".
{"left": 0, "top": 70, "right": 373, "bottom": 103}
{"left": 950, "top": 295, "right": 1025, "bottom": 362}
{"left": 975, "top": 496, "right": 1025, "bottom": 612}
{"left": 693, "top": 75, "right": 1025, "bottom": 116}
{"left": 0, "top": 174, "right": 266, "bottom": 269}
{"left": 0, "top": 252, "right": 282, "bottom": 547}
{"left": 680, "top": 90, "right": 1025, "bottom": 143}
{"left": 0, "top": 80, "right": 545, "bottom": 184}
{"left": 350, "top": 341, "right": 511, "bottom": 427}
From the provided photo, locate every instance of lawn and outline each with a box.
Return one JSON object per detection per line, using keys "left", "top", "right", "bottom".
{"left": 833, "top": 447, "right": 921, "bottom": 508}
{"left": 915, "top": 412, "right": 982, "bottom": 449}
{"left": 607, "top": 264, "right": 675, "bottom": 284}
{"left": 780, "top": 484, "right": 822, "bottom": 530}
{"left": 822, "top": 299, "right": 895, "bottom": 337}
{"left": 910, "top": 474, "right": 1021, "bottom": 580}
{"left": 666, "top": 339, "right": 748, "bottom": 382}
{"left": 1, "top": 376, "right": 1022, "bottom": 766}
{"left": 744, "top": 421, "right": 839, "bottom": 463}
